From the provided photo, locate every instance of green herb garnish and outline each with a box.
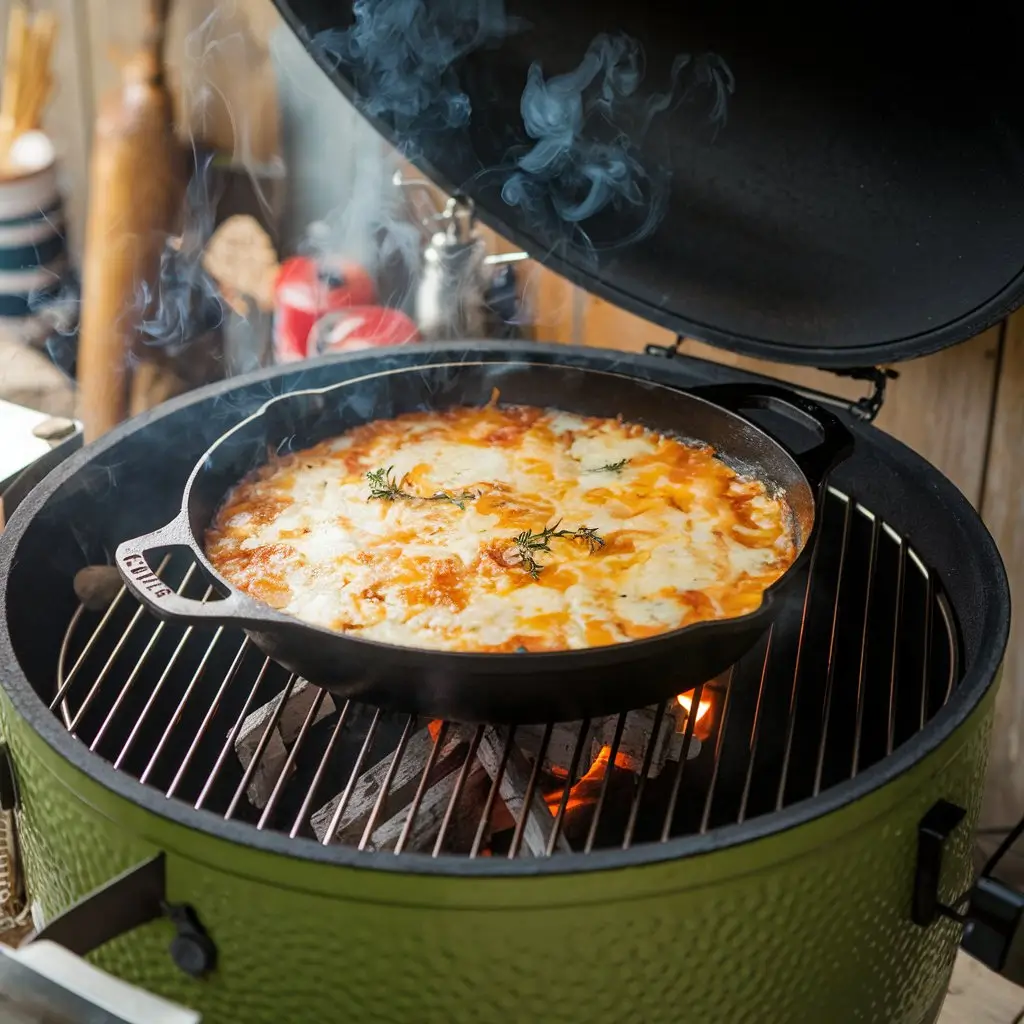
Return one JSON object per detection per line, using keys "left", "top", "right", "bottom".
{"left": 586, "top": 458, "right": 630, "bottom": 474}
{"left": 366, "top": 466, "right": 476, "bottom": 510}
{"left": 513, "top": 520, "right": 605, "bottom": 579}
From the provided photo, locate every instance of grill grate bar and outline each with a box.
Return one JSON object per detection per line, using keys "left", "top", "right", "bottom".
{"left": 886, "top": 540, "right": 908, "bottom": 756}
{"left": 623, "top": 701, "right": 667, "bottom": 848}
{"left": 113, "top": 578, "right": 211, "bottom": 769}
{"left": 166, "top": 638, "right": 249, "bottom": 800}
{"left": 546, "top": 718, "right": 591, "bottom": 856}
{"left": 49, "top": 489, "right": 961, "bottom": 860}
{"left": 508, "top": 723, "right": 550, "bottom": 859}
{"left": 258, "top": 684, "right": 328, "bottom": 830}
{"left": 320, "top": 708, "right": 381, "bottom": 846}
{"left": 585, "top": 712, "right": 627, "bottom": 853}
{"left": 774, "top": 500, "right": 827, "bottom": 811}
{"left": 660, "top": 681, "right": 707, "bottom": 842}
{"left": 851, "top": 512, "right": 881, "bottom": 777}
{"left": 395, "top": 722, "right": 449, "bottom": 855}
{"left": 225, "top": 674, "right": 299, "bottom": 819}
{"left": 920, "top": 572, "right": 933, "bottom": 732}
{"left": 812, "top": 499, "right": 854, "bottom": 797}
{"left": 433, "top": 725, "right": 484, "bottom": 857}
{"left": 471, "top": 726, "right": 514, "bottom": 858}
{"left": 139, "top": 625, "right": 227, "bottom": 785}
{"left": 359, "top": 714, "right": 416, "bottom": 851}
{"left": 195, "top": 656, "right": 274, "bottom": 811}
{"left": 290, "top": 699, "right": 352, "bottom": 839}
{"left": 698, "top": 678, "right": 731, "bottom": 835}
{"left": 738, "top": 630, "right": 773, "bottom": 823}
{"left": 54, "top": 554, "right": 172, "bottom": 723}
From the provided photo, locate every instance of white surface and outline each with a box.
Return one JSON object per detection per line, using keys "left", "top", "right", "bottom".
{"left": 2, "top": 941, "right": 200, "bottom": 1023}
{"left": 0, "top": 398, "right": 63, "bottom": 483}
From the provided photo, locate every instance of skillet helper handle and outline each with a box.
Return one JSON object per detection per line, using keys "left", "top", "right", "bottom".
{"left": 115, "top": 514, "right": 275, "bottom": 627}
{"left": 689, "top": 382, "right": 854, "bottom": 488}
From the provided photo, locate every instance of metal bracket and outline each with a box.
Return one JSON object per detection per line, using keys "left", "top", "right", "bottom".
{"left": 961, "top": 876, "right": 1024, "bottom": 985}
{"left": 28, "top": 853, "right": 216, "bottom": 978}
{"left": 0, "top": 744, "right": 19, "bottom": 812}
{"left": 644, "top": 336, "right": 899, "bottom": 423}
{"left": 912, "top": 799, "right": 967, "bottom": 927}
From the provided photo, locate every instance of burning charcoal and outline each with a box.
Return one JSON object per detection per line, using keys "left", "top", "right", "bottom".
{"left": 235, "top": 725, "right": 288, "bottom": 810}
{"left": 590, "top": 707, "right": 680, "bottom": 778}
{"left": 477, "top": 727, "right": 571, "bottom": 856}
{"left": 73, "top": 565, "right": 124, "bottom": 611}
{"left": 516, "top": 721, "right": 596, "bottom": 775}
{"left": 232, "top": 682, "right": 333, "bottom": 809}
{"left": 311, "top": 724, "right": 470, "bottom": 845}
{"left": 550, "top": 745, "right": 639, "bottom": 849}
{"left": 273, "top": 681, "right": 335, "bottom": 744}
{"left": 365, "top": 761, "right": 490, "bottom": 854}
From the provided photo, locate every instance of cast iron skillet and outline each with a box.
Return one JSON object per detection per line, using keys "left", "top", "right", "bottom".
{"left": 115, "top": 361, "right": 852, "bottom": 723}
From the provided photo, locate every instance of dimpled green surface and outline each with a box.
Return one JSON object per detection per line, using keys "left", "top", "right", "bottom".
{"left": 0, "top": 682, "right": 995, "bottom": 1024}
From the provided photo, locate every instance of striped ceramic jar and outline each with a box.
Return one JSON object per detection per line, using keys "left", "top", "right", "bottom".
{"left": 0, "top": 161, "right": 66, "bottom": 321}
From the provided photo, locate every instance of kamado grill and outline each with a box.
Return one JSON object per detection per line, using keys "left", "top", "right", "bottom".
{"left": 0, "top": 3, "right": 1022, "bottom": 1023}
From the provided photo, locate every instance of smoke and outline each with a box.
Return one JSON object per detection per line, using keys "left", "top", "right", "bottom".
{"left": 502, "top": 36, "right": 734, "bottom": 251}
{"left": 136, "top": 149, "right": 225, "bottom": 349}
{"left": 310, "top": 0, "right": 524, "bottom": 147}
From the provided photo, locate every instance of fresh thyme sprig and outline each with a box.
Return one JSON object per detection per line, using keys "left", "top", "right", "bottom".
{"left": 366, "top": 466, "right": 406, "bottom": 501}
{"left": 587, "top": 458, "right": 630, "bottom": 474}
{"left": 366, "top": 466, "right": 476, "bottom": 510}
{"left": 513, "top": 519, "right": 605, "bottom": 579}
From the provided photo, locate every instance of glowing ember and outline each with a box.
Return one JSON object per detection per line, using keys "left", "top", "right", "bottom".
{"left": 543, "top": 745, "right": 620, "bottom": 815}
{"left": 676, "top": 692, "right": 712, "bottom": 723}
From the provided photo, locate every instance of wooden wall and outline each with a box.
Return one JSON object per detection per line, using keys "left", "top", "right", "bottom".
{"left": 5, "top": 0, "right": 1024, "bottom": 837}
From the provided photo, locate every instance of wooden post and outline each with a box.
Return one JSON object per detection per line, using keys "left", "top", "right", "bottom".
{"left": 76, "top": 0, "right": 183, "bottom": 442}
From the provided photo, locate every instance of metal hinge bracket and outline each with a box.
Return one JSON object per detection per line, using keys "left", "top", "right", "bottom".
{"left": 912, "top": 799, "right": 967, "bottom": 927}
{"left": 645, "top": 336, "right": 899, "bottom": 423}
{"left": 29, "top": 854, "right": 217, "bottom": 978}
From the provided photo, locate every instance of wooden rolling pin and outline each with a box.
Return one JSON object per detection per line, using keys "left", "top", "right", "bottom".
{"left": 76, "top": 0, "right": 184, "bottom": 442}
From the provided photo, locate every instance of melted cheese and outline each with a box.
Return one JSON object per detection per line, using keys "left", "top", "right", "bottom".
{"left": 205, "top": 404, "right": 798, "bottom": 652}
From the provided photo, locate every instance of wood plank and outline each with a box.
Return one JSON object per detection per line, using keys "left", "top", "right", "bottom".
{"left": 939, "top": 951, "right": 1024, "bottom": 1023}
{"left": 979, "top": 310, "right": 1024, "bottom": 840}
{"left": 678, "top": 329, "right": 1002, "bottom": 507}
{"left": 570, "top": 293, "right": 1000, "bottom": 506}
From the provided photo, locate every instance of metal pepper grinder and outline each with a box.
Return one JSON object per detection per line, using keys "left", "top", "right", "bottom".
{"left": 395, "top": 172, "right": 528, "bottom": 342}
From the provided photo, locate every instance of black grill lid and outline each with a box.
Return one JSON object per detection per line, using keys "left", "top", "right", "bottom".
{"left": 273, "top": 1, "right": 1024, "bottom": 366}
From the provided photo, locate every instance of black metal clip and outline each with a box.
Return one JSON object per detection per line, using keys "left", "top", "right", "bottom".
{"left": 913, "top": 800, "right": 967, "bottom": 927}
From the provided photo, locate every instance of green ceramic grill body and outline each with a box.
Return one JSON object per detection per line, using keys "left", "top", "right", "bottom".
{"left": 0, "top": 677, "right": 995, "bottom": 1024}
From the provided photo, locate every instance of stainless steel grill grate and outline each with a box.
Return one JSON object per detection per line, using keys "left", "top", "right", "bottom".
{"left": 49, "top": 488, "right": 958, "bottom": 859}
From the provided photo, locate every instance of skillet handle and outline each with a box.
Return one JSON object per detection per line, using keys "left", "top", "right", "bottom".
{"left": 114, "top": 513, "right": 286, "bottom": 628}
{"left": 688, "top": 382, "right": 854, "bottom": 488}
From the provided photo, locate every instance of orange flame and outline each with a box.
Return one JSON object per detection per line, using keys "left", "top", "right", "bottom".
{"left": 543, "top": 745, "right": 621, "bottom": 815}
{"left": 676, "top": 692, "right": 712, "bottom": 723}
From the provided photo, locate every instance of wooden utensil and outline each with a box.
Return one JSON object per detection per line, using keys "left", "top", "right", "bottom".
{"left": 76, "top": 0, "right": 185, "bottom": 442}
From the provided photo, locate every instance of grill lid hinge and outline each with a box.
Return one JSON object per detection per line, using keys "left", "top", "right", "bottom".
{"left": 912, "top": 799, "right": 967, "bottom": 927}
{"left": 645, "top": 336, "right": 898, "bottom": 423}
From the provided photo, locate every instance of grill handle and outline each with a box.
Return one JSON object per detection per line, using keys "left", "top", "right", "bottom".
{"left": 115, "top": 512, "right": 294, "bottom": 629}
{"left": 687, "top": 382, "right": 854, "bottom": 490}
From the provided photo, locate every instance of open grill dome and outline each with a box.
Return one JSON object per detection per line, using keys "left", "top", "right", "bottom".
{"left": 272, "top": 0, "right": 1024, "bottom": 365}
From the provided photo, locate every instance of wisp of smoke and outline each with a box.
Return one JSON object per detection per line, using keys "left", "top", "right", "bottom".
{"left": 502, "top": 35, "right": 734, "bottom": 251}
{"left": 311, "top": 0, "right": 524, "bottom": 147}
{"left": 136, "top": 149, "right": 225, "bottom": 349}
